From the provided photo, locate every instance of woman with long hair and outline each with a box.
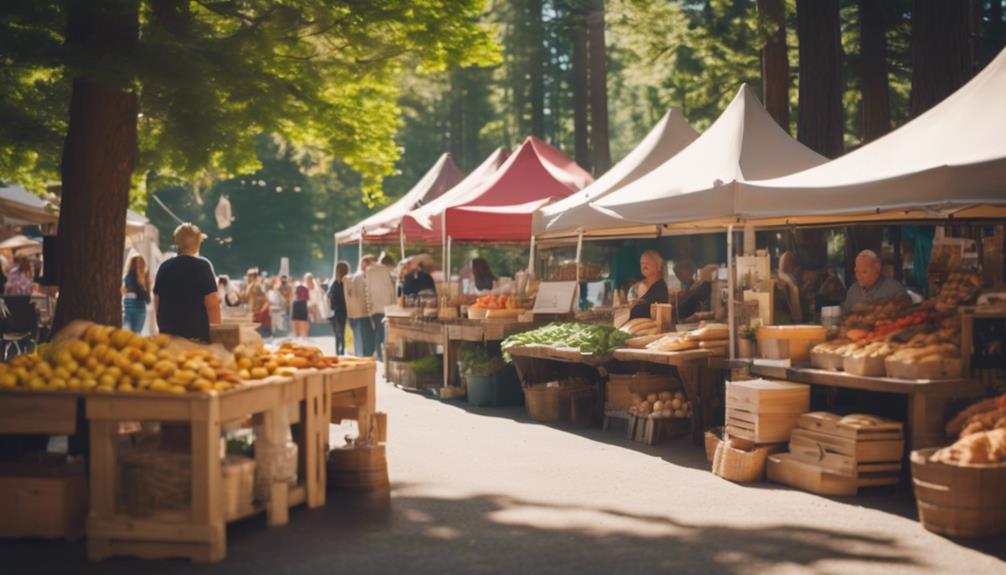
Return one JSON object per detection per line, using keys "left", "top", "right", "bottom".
{"left": 122, "top": 254, "right": 151, "bottom": 333}
{"left": 471, "top": 257, "right": 496, "bottom": 292}
{"left": 291, "top": 282, "right": 311, "bottom": 338}
{"left": 328, "top": 261, "right": 350, "bottom": 354}
{"left": 5, "top": 256, "right": 36, "bottom": 295}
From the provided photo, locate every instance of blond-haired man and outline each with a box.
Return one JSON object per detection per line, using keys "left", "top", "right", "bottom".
{"left": 153, "top": 223, "right": 221, "bottom": 341}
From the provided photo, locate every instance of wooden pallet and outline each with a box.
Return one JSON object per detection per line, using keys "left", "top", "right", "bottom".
{"left": 626, "top": 414, "right": 690, "bottom": 445}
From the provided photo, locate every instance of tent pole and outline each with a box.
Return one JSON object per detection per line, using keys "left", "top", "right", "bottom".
{"left": 358, "top": 230, "right": 364, "bottom": 271}
{"left": 447, "top": 236, "right": 452, "bottom": 284}
{"left": 727, "top": 224, "right": 736, "bottom": 360}
{"left": 441, "top": 212, "right": 447, "bottom": 279}
{"left": 399, "top": 226, "right": 406, "bottom": 262}
{"left": 333, "top": 233, "right": 339, "bottom": 280}
{"left": 528, "top": 235, "right": 536, "bottom": 276}
{"left": 574, "top": 229, "right": 583, "bottom": 285}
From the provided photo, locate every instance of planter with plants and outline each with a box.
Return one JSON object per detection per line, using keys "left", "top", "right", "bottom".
{"left": 460, "top": 343, "right": 522, "bottom": 407}
{"left": 738, "top": 326, "right": 757, "bottom": 359}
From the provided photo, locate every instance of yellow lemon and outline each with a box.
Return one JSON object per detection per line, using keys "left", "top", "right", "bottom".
{"left": 91, "top": 343, "right": 110, "bottom": 361}
{"left": 28, "top": 378, "right": 47, "bottom": 390}
{"left": 152, "top": 334, "right": 171, "bottom": 348}
{"left": 191, "top": 378, "right": 213, "bottom": 392}
{"left": 118, "top": 383, "right": 135, "bottom": 393}
{"left": 149, "top": 379, "right": 171, "bottom": 392}
{"left": 110, "top": 329, "right": 132, "bottom": 349}
{"left": 238, "top": 368, "right": 251, "bottom": 380}
{"left": 249, "top": 367, "right": 269, "bottom": 380}
{"left": 49, "top": 379, "right": 67, "bottom": 391}
{"left": 52, "top": 366, "right": 72, "bottom": 381}
{"left": 67, "top": 378, "right": 82, "bottom": 390}
{"left": 98, "top": 374, "right": 118, "bottom": 388}
{"left": 96, "top": 385, "right": 114, "bottom": 393}
{"left": 140, "top": 353, "right": 158, "bottom": 368}
{"left": 81, "top": 379, "right": 98, "bottom": 391}
{"left": 168, "top": 385, "right": 187, "bottom": 395}
{"left": 54, "top": 349, "right": 74, "bottom": 367}
{"left": 33, "top": 361, "right": 53, "bottom": 378}
{"left": 0, "top": 374, "right": 16, "bottom": 388}
{"left": 127, "top": 363, "right": 146, "bottom": 379}
{"left": 69, "top": 340, "right": 91, "bottom": 361}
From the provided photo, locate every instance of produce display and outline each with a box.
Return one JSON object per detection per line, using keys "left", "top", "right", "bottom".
{"left": 235, "top": 342, "right": 340, "bottom": 381}
{"left": 931, "top": 428, "right": 1006, "bottom": 465}
{"left": 945, "top": 394, "right": 1006, "bottom": 438}
{"left": 810, "top": 273, "right": 978, "bottom": 380}
{"left": 619, "top": 318, "right": 660, "bottom": 336}
{"left": 469, "top": 294, "right": 521, "bottom": 310}
{"left": 627, "top": 390, "right": 692, "bottom": 419}
{"left": 0, "top": 323, "right": 242, "bottom": 394}
{"left": 640, "top": 323, "right": 729, "bottom": 355}
{"left": 501, "top": 322, "right": 631, "bottom": 360}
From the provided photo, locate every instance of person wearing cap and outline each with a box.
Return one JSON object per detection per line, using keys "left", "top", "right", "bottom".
{"left": 153, "top": 223, "right": 221, "bottom": 342}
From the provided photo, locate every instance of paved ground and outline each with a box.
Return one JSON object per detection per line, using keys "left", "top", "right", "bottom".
{"left": 4, "top": 336, "right": 1006, "bottom": 574}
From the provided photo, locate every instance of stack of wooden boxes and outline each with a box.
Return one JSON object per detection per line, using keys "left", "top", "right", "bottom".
{"left": 726, "top": 379, "right": 810, "bottom": 446}
{"left": 767, "top": 412, "right": 904, "bottom": 495}
{"left": 713, "top": 379, "right": 810, "bottom": 482}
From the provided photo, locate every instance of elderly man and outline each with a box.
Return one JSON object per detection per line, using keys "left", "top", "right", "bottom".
{"left": 842, "top": 249, "right": 907, "bottom": 314}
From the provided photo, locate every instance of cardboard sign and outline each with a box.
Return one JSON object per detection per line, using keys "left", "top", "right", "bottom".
{"left": 533, "top": 281, "right": 577, "bottom": 314}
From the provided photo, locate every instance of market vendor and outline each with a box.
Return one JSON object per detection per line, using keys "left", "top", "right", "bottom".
{"left": 629, "top": 249, "right": 669, "bottom": 319}
{"left": 153, "top": 223, "right": 221, "bottom": 342}
{"left": 472, "top": 257, "right": 496, "bottom": 292}
{"left": 401, "top": 253, "right": 436, "bottom": 297}
{"left": 672, "top": 259, "right": 697, "bottom": 292}
{"left": 676, "top": 263, "right": 719, "bottom": 320}
{"left": 842, "top": 249, "right": 908, "bottom": 314}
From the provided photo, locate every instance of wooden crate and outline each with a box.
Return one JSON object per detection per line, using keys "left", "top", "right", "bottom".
{"left": 789, "top": 428, "right": 904, "bottom": 464}
{"left": 726, "top": 408, "right": 803, "bottom": 444}
{"left": 767, "top": 453, "right": 859, "bottom": 496}
{"left": 626, "top": 414, "right": 689, "bottom": 445}
{"left": 726, "top": 379, "right": 810, "bottom": 414}
{"left": 911, "top": 447, "right": 1006, "bottom": 538}
{"left": 0, "top": 459, "right": 88, "bottom": 540}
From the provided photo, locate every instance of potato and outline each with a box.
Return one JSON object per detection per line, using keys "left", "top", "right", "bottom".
{"left": 658, "top": 391, "right": 672, "bottom": 401}
{"left": 671, "top": 398, "right": 682, "bottom": 409}
{"left": 674, "top": 409, "right": 686, "bottom": 418}
{"left": 646, "top": 393, "right": 658, "bottom": 403}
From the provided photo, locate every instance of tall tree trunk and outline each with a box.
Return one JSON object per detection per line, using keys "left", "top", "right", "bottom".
{"left": 796, "top": 0, "right": 844, "bottom": 158}
{"left": 449, "top": 70, "right": 464, "bottom": 166}
{"left": 588, "top": 0, "right": 611, "bottom": 174}
{"left": 571, "top": 5, "right": 591, "bottom": 172}
{"left": 910, "top": 0, "right": 971, "bottom": 117}
{"left": 55, "top": 0, "right": 140, "bottom": 331}
{"left": 756, "top": 0, "right": 790, "bottom": 133}
{"left": 528, "top": 0, "right": 545, "bottom": 138}
{"left": 859, "top": 0, "right": 892, "bottom": 142}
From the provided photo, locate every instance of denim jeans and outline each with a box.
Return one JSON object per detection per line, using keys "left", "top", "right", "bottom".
{"left": 349, "top": 317, "right": 375, "bottom": 357}
{"left": 122, "top": 298, "right": 146, "bottom": 333}
{"left": 330, "top": 316, "right": 347, "bottom": 355}
{"left": 370, "top": 313, "right": 385, "bottom": 360}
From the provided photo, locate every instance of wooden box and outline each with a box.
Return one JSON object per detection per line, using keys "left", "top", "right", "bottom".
{"left": 810, "top": 349, "right": 844, "bottom": 371}
{"left": 885, "top": 357, "right": 962, "bottom": 380}
{"left": 627, "top": 414, "right": 689, "bottom": 445}
{"left": 756, "top": 325, "right": 827, "bottom": 363}
{"left": 0, "top": 459, "right": 88, "bottom": 540}
{"left": 767, "top": 453, "right": 859, "bottom": 496}
{"left": 843, "top": 353, "right": 888, "bottom": 377}
{"left": 725, "top": 379, "right": 809, "bottom": 443}
{"left": 605, "top": 373, "right": 677, "bottom": 410}
{"left": 726, "top": 379, "right": 810, "bottom": 414}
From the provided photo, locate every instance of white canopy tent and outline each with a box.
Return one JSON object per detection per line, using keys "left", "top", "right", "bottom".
{"left": 334, "top": 152, "right": 464, "bottom": 245}
{"left": 0, "top": 184, "right": 57, "bottom": 227}
{"left": 735, "top": 46, "right": 1006, "bottom": 224}
{"left": 534, "top": 109, "right": 699, "bottom": 240}
{"left": 592, "top": 85, "right": 828, "bottom": 227}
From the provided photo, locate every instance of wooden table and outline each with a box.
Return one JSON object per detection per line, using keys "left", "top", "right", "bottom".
{"left": 443, "top": 319, "right": 539, "bottom": 389}
{"left": 748, "top": 363, "right": 985, "bottom": 451}
{"left": 84, "top": 361, "right": 376, "bottom": 563}
{"left": 613, "top": 348, "right": 717, "bottom": 445}
{"left": 384, "top": 317, "right": 446, "bottom": 391}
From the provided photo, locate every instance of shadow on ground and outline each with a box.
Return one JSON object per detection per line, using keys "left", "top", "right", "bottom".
{"left": 2, "top": 484, "right": 929, "bottom": 575}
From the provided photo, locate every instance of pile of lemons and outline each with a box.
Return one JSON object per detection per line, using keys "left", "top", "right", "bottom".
{"left": 0, "top": 324, "right": 240, "bottom": 394}
{"left": 236, "top": 342, "right": 339, "bottom": 380}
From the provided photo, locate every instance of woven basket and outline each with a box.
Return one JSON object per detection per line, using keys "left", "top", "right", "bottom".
{"left": 712, "top": 440, "right": 770, "bottom": 482}
{"left": 524, "top": 384, "right": 566, "bottom": 423}
{"left": 120, "top": 449, "right": 191, "bottom": 516}
{"left": 221, "top": 456, "right": 256, "bottom": 520}
{"left": 705, "top": 427, "right": 724, "bottom": 464}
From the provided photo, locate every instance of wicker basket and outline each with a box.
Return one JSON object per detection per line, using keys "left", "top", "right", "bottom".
{"left": 712, "top": 440, "right": 770, "bottom": 482}
{"left": 524, "top": 384, "right": 567, "bottom": 423}
{"left": 705, "top": 427, "right": 724, "bottom": 464}
{"left": 120, "top": 449, "right": 191, "bottom": 516}
{"left": 221, "top": 456, "right": 256, "bottom": 520}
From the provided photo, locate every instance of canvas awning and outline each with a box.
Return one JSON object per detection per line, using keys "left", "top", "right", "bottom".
{"left": 399, "top": 148, "right": 509, "bottom": 240}
{"left": 592, "top": 85, "right": 827, "bottom": 227}
{"left": 437, "top": 137, "right": 592, "bottom": 242}
{"left": 336, "top": 152, "right": 464, "bottom": 244}
{"left": 534, "top": 109, "right": 699, "bottom": 240}
{"left": 0, "top": 184, "right": 57, "bottom": 226}
{"left": 734, "top": 46, "right": 1006, "bottom": 223}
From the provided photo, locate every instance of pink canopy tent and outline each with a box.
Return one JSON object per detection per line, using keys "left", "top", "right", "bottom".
{"left": 402, "top": 136, "right": 592, "bottom": 243}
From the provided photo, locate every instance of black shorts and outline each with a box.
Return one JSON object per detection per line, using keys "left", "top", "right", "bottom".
{"left": 291, "top": 301, "right": 309, "bottom": 321}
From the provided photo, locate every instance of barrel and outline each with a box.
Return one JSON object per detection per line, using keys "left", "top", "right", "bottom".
{"left": 328, "top": 445, "right": 389, "bottom": 491}
{"left": 911, "top": 447, "right": 1006, "bottom": 537}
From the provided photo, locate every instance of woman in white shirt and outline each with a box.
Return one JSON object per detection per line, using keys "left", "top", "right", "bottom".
{"left": 303, "top": 273, "right": 329, "bottom": 324}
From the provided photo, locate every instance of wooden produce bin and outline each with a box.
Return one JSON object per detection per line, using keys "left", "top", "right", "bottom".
{"left": 0, "top": 457, "right": 88, "bottom": 540}
{"left": 84, "top": 372, "right": 328, "bottom": 563}
{"left": 911, "top": 447, "right": 1006, "bottom": 538}
{"left": 725, "top": 379, "right": 810, "bottom": 444}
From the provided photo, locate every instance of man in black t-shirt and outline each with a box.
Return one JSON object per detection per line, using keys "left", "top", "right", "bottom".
{"left": 154, "top": 223, "right": 221, "bottom": 342}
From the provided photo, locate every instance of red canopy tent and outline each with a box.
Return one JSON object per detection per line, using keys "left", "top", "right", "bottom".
{"left": 403, "top": 136, "right": 592, "bottom": 243}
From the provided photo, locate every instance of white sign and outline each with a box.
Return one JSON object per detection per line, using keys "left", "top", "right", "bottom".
{"left": 533, "top": 281, "right": 578, "bottom": 314}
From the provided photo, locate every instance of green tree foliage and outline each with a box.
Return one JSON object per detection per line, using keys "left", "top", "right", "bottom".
{"left": 0, "top": 0, "right": 499, "bottom": 205}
